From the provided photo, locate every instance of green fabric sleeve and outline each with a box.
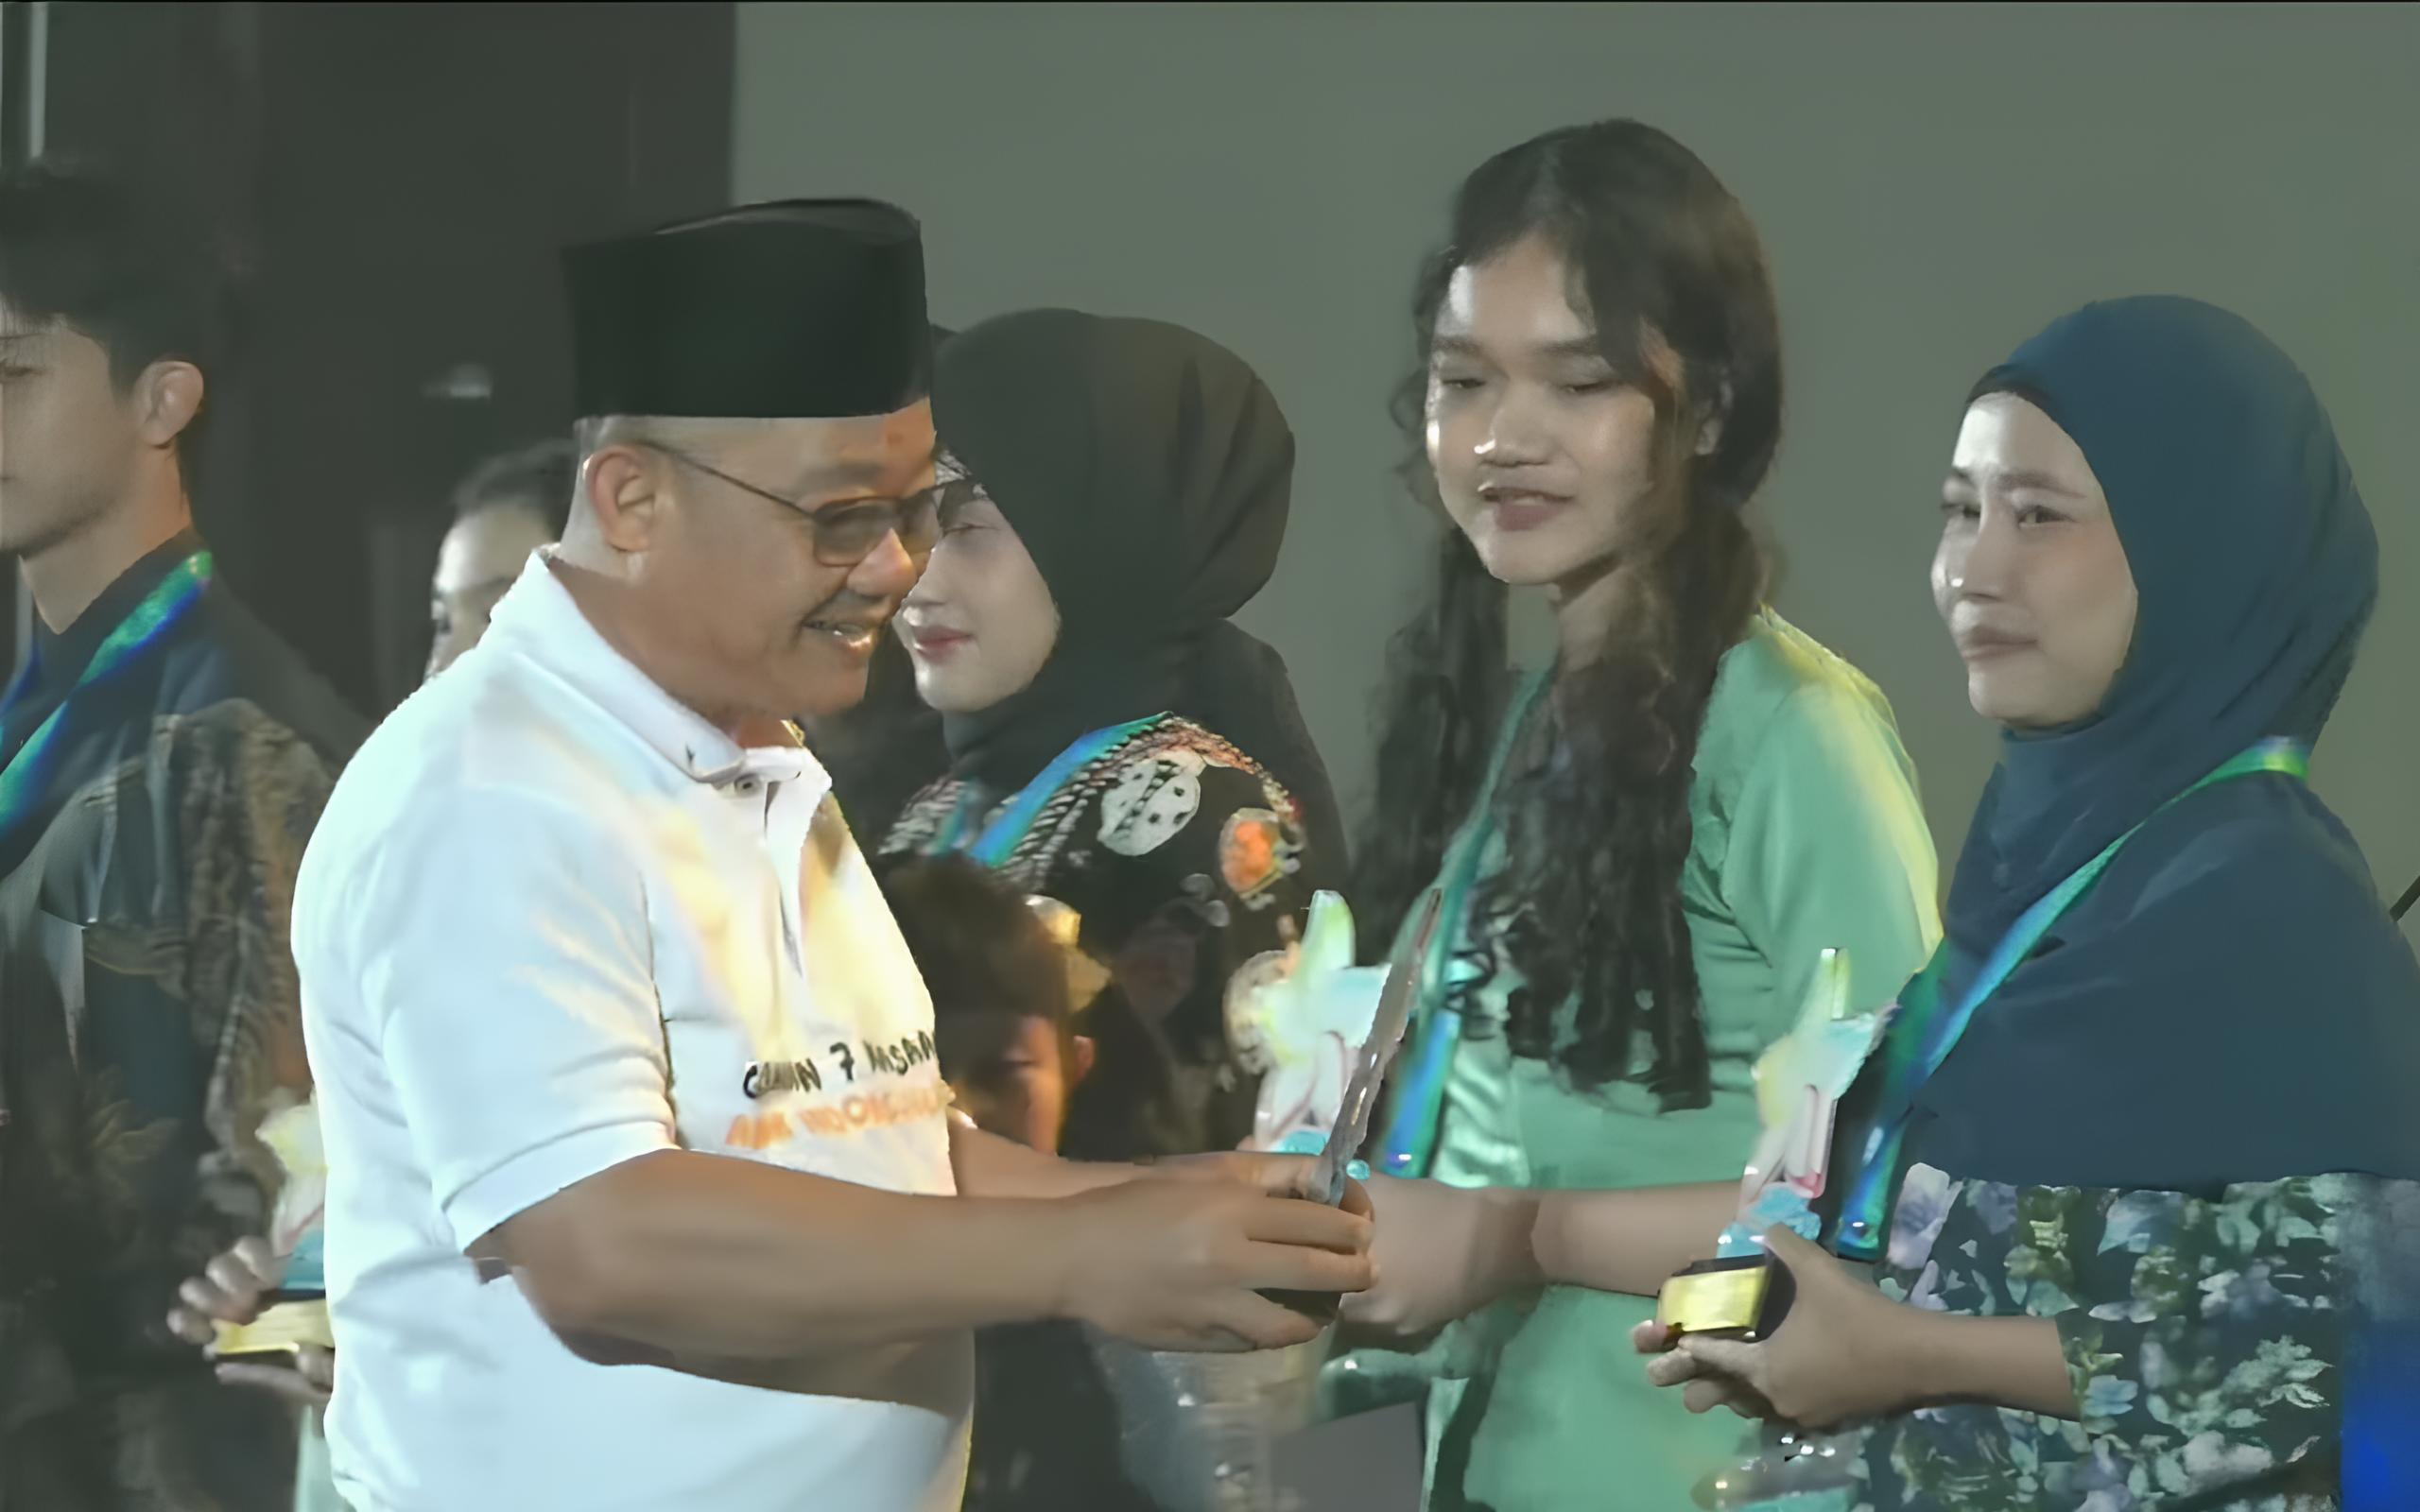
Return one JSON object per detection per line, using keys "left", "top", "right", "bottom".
{"left": 1717, "top": 680, "right": 1941, "bottom": 1018}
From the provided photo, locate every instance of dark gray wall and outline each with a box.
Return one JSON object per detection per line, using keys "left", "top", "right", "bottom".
{"left": 11, "top": 2, "right": 735, "bottom": 713}
{"left": 735, "top": 1, "right": 2420, "bottom": 904}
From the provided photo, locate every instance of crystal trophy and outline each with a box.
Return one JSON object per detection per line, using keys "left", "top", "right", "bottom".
{"left": 1654, "top": 949, "right": 1890, "bottom": 1511}
{"left": 1091, "top": 891, "right": 1438, "bottom": 1511}
{"left": 1224, "top": 889, "right": 1391, "bottom": 1156}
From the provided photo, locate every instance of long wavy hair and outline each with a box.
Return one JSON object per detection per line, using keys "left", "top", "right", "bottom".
{"left": 1357, "top": 120, "right": 1781, "bottom": 1106}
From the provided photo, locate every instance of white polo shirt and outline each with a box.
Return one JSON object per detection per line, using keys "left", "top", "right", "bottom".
{"left": 294, "top": 554, "right": 971, "bottom": 1512}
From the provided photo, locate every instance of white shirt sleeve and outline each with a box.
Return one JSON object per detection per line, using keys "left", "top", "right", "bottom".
{"left": 340, "top": 785, "right": 676, "bottom": 1251}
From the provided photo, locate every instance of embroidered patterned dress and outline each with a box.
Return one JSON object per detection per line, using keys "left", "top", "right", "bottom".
{"left": 883, "top": 713, "right": 1325, "bottom": 1161}
{"left": 883, "top": 713, "right": 1328, "bottom": 1512}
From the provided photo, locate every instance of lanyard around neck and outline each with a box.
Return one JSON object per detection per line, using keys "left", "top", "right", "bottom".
{"left": 1376, "top": 664, "right": 1554, "bottom": 1177}
{"left": 927, "top": 715, "right": 1161, "bottom": 867}
{"left": 1833, "top": 736, "right": 2310, "bottom": 1262}
{"left": 0, "top": 551, "right": 213, "bottom": 845}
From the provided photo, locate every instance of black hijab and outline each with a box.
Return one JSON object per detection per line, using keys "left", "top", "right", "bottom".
{"left": 930, "top": 309, "right": 1344, "bottom": 862}
{"left": 1906, "top": 296, "right": 2420, "bottom": 1192}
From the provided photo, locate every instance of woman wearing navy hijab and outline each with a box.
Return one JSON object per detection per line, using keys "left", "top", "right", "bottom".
{"left": 1616, "top": 296, "right": 2420, "bottom": 1507}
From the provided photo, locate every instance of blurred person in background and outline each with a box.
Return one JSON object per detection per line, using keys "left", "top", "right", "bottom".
{"left": 877, "top": 853, "right": 1146, "bottom": 1511}
{"left": 0, "top": 160, "right": 363, "bottom": 1511}
{"left": 425, "top": 438, "right": 575, "bottom": 679}
{"left": 882, "top": 853, "right": 1098, "bottom": 1158}
{"left": 168, "top": 434, "right": 579, "bottom": 1512}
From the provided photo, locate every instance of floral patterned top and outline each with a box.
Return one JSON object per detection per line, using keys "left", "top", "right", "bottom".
{"left": 1857, "top": 1160, "right": 2403, "bottom": 1511}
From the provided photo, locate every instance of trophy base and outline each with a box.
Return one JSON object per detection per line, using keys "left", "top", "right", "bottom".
{"left": 1656, "top": 1255, "right": 1795, "bottom": 1342}
{"left": 1085, "top": 1324, "right": 1331, "bottom": 1512}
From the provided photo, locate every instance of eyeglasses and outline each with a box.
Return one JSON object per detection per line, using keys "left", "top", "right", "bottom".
{"left": 634, "top": 438, "right": 961, "bottom": 568}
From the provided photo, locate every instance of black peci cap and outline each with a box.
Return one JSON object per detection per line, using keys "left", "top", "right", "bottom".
{"left": 563, "top": 198, "right": 930, "bottom": 420}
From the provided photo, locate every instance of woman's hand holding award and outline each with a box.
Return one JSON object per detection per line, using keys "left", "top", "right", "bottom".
{"left": 1653, "top": 949, "right": 1890, "bottom": 1511}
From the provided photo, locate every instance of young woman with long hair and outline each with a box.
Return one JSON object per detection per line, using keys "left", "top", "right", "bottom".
{"left": 1330, "top": 119, "right": 1942, "bottom": 1510}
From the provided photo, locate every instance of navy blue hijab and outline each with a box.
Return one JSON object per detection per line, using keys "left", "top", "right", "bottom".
{"left": 1907, "top": 297, "right": 2420, "bottom": 1192}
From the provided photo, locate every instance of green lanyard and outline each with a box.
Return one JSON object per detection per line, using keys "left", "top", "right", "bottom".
{"left": 1833, "top": 736, "right": 2310, "bottom": 1262}
{"left": 925, "top": 715, "right": 1162, "bottom": 866}
{"left": 1376, "top": 665, "right": 1553, "bottom": 1177}
{"left": 0, "top": 551, "right": 213, "bottom": 849}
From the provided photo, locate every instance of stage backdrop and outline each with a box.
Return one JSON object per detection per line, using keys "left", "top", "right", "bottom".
{"left": 734, "top": 1, "right": 2420, "bottom": 911}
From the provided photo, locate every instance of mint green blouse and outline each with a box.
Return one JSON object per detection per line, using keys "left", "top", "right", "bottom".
{"left": 1335, "top": 610, "right": 1941, "bottom": 1512}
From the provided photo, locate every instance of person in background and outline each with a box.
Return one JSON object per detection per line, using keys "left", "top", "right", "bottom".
{"left": 426, "top": 438, "right": 574, "bottom": 679}
{"left": 291, "top": 200, "right": 1367, "bottom": 1512}
{"left": 877, "top": 852, "right": 1146, "bottom": 1511}
{"left": 1325, "top": 120, "right": 1940, "bottom": 1511}
{"left": 164, "top": 1238, "right": 339, "bottom": 1512}
{"left": 882, "top": 309, "right": 1345, "bottom": 1166}
{"left": 166, "top": 435, "right": 579, "bottom": 1512}
{"left": 0, "top": 161, "right": 364, "bottom": 1510}
{"left": 881, "top": 853, "right": 1096, "bottom": 1156}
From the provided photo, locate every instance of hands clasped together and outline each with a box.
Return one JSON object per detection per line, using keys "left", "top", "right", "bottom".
{"left": 170, "top": 1158, "right": 1938, "bottom": 1435}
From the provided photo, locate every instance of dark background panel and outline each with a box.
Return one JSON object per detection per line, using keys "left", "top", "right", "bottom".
{"left": 4, "top": 1, "right": 735, "bottom": 714}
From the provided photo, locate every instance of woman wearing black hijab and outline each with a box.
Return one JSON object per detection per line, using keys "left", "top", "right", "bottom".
{"left": 881, "top": 307, "right": 1342, "bottom": 1163}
